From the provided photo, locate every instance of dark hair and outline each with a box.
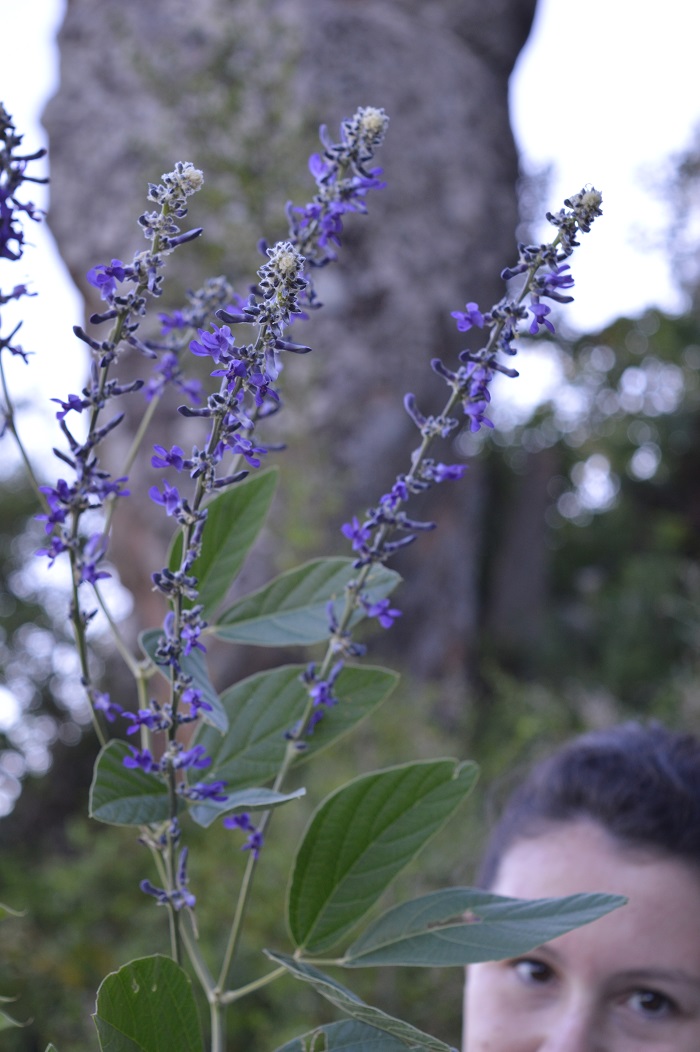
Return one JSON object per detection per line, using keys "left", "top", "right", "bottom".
{"left": 477, "top": 722, "right": 700, "bottom": 888}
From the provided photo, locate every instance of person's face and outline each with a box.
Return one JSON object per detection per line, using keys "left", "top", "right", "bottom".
{"left": 463, "top": 820, "right": 700, "bottom": 1051}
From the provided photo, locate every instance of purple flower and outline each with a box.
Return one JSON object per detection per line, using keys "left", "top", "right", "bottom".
{"left": 51, "top": 393, "right": 89, "bottom": 420}
{"left": 362, "top": 597, "right": 402, "bottom": 629}
{"left": 93, "top": 692, "right": 124, "bottom": 722}
{"left": 151, "top": 444, "right": 187, "bottom": 471}
{"left": 431, "top": 462, "right": 468, "bottom": 482}
{"left": 36, "top": 534, "right": 70, "bottom": 566}
{"left": 341, "top": 516, "right": 372, "bottom": 552}
{"left": 123, "top": 746, "right": 161, "bottom": 773}
{"left": 189, "top": 325, "right": 236, "bottom": 363}
{"left": 140, "top": 847, "right": 196, "bottom": 910}
{"left": 529, "top": 301, "right": 555, "bottom": 335}
{"left": 184, "top": 780, "right": 228, "bottom": 802}
{"left": 537, "top": 263, "right": 575, "bottom": 303}
{"left": 144, "top": 352, "right": 203, "bottom": 404}
{"left": 123, "top": 707, "right": 171, "bottom": 735}
{"left": 172, "top": 745, "right": 211, "bottom": 771}
{"left": 149, "top": 480, "right": 182, "bottom": 515}
{"left": 223, "top": 812, "right": 264, "bottom": 858}
{"left": 451, "top": 302, "right": 484, "bottom": 332}
{"left": 181, "top": 687, "right": 213, "bottom": 717}
{"left": 86, "top": 259, "right": 128, "bottom": 301}
{"left": 158, "top": 309, "right": 187, "bottom": 334}
{"left": 224, "top": 435, "right": 267, "bottom": 468}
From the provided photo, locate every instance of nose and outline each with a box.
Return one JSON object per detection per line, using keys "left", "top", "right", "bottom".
{"left": 538, "top": 1004, "right": 604, "bottom": 1052}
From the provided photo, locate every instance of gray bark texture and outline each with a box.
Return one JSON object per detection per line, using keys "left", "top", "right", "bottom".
{"left": 43, "top": 0, "right": 538, "bottom": 703}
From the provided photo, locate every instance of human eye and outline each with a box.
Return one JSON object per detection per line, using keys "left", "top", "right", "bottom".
{"left": 627, "top": 988, "right": 678, "bottom": 1019}
{"left": 511, "top": 958, "right": 554, "bottom": 985}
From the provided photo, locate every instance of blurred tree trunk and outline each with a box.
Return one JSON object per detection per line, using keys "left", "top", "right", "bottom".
{"left": 43, "top": 0, "right": 538, "bottom": 709}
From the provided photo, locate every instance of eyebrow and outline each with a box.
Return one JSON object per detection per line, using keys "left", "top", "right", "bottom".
{"left": 616, "top": 969, "right": 700, "bottom": 992}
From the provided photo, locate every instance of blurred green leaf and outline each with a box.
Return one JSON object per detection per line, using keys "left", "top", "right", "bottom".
{"left": 212, "top": 558, "right": 401, "bottom": 646}
{"left": 168, "top": 468, "right": 278, "bottom": 619}
{"left": 273, "top": 1018, "right": 421, "bottom": 1051}
{"left": 0, "top": 1007, "right": 24, "bottom": 1031}
{"left": 0, "top": 902, "right": 24, "bottom": 921}
{"left": 343, "top": 887, "right": 625, "bottom": 966}
{"left": 265, "top": 953, "right": 453, "bottom": 1052}
{"left": 288, "top": 760, "right": 478, "bottom": 954}
{"left": 94, "top": 955, "right": 203, "bottom": 1052}
{"left": 89, "top": 742, "right": 171, "bottom": 826}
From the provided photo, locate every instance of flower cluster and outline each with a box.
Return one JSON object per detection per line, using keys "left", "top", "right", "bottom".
{"left": 34, "top": 165, "right": 208, "bottom": 605}
{"left": 141, "top": 846, "right": 196, "bottom": 912}
{"left": 327, "top": 188, "right": 603, "bottom": 704}
{"left": 125, "top": 111, "right": 390, "bottom": 866}
{"left": 285, "top": 105, "right": 389, "bottom": 308}
{"left": 0, "top": 105, "right": 47, "bottom": 373}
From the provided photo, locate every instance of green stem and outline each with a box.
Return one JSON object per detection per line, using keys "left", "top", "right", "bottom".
{"left": 0, "top": 351, "right": 47, "bottom": 509}
{"left": 220, "top": 966, "right": 287, "bottom": 1005}
{"left": 216, "top": 846, "right": 258, "bottom": 991}
{"left": 210, "top": 1000, "right": 226, "bottom": 1052}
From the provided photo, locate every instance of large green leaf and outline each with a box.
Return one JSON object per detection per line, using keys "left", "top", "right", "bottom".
{"left": 342, "top": 887, "right": 626, "bottom": 967}
{"left": 188, "top": 785, "right": 306, "bottom": 829}
{"left": 265, "top": 953, "right": 454, "bottom": 1052}
{"left": 193, "top": 664, "right": 399, "bottom": 792}
{"left": 94, "top": 955, "right": 203, "bottom": 1052}
{"left": 89, "top": 741, "right": 171, "bottom": 826}
{"left": 139, "top": 629, "right": 227, "bottom": 734}
{"left": 288, "top": 760, "right": 478, "bottom": 954}
{"left": 168, "top": 468, "right": 278, "bottom": 619}
{"left": 274, "top": 1019, "right": 424, "bottom": 1052}
{"left": 212, "top": 558, "right": 401, "bottom": 646}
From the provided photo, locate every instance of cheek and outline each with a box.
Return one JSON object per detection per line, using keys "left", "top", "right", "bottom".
{"left": 464, "top": 963, "right": 521, "bottom": 1052}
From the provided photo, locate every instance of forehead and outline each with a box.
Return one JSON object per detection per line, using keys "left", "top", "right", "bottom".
{"left": 492, "top": 820, "right": 700, "bottom": 969}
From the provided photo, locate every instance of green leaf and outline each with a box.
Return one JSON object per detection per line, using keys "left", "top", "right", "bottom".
{"left": 139, "top": 629, "right": 227, "bottom": 734}
{"left": 188, "top": 785, "right": 306, "bottom": 829}
{"left": 193, "top": 664, "right": 399, "bottom": 793}
{"left": 89, "top": 741, "right": 171, "bottom": 827}
{"left": 288, "top": 760, "right": 479, "bottom": 954}
{"left": 94, "top": 955, "right": 203, "bottom": 1052}
{"left": 273, "top": 1019, "right": 418, "bottom": 1052}
{"left": 168, "top": 468, "right": 278, "bottom": 619}
{"left": 0, "top": 1007, "right": 24, "bottom": 1031}
{"left": 212, "top": 558, "right": 401, "bottom": 646}
{"left": 265, "top": 952, "right": 453, "bottom": 1052}
{"left": 342, "top": 887, "right": 626, "bottom": 967}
